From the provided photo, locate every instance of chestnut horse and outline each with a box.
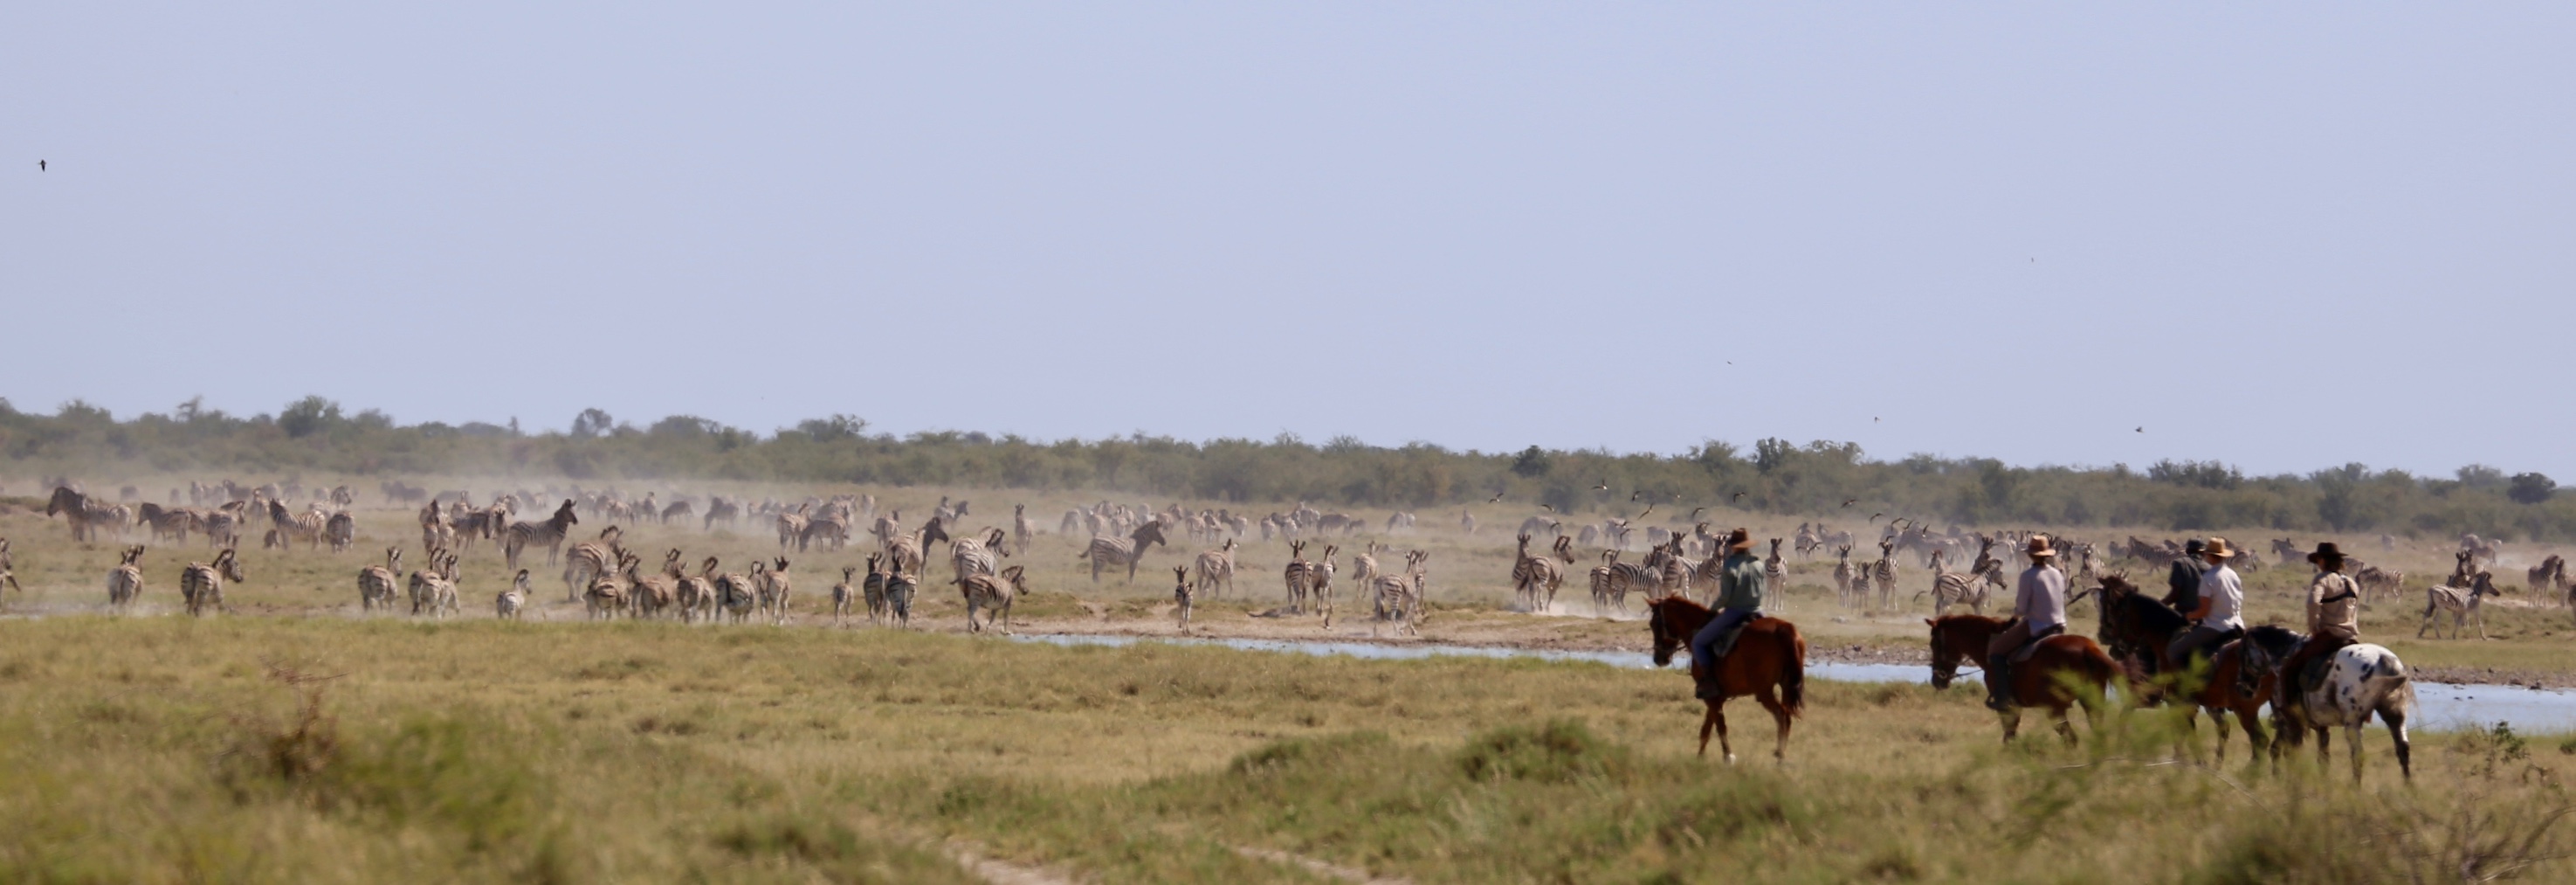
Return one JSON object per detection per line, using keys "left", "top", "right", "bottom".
{"left": 2093, "top": 575, "right": 2279, "bottom": 763}
{"left": 1925, "top": 615, "right": 2119, "bottom": 744}
{"left": 1646, "top": 598, "right": 1807, "bottom": 764}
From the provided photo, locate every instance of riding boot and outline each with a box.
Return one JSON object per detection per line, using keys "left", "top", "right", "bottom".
{"left": 1693, "top": 659, "right": 1724, "bottom": 700}
{"left": 1982, "top": 653, "right": 2014, "bottom": 711}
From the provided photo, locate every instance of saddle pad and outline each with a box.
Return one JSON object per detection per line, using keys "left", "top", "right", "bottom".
{"left": 2008, "top": 627, "right": 2069, "bottom": 665}
{"left": 2298, "top": 654, "right": 2333, "bottom": 695}
{"left": 1709, "top": 621, "right": 1751, "bottom": 659}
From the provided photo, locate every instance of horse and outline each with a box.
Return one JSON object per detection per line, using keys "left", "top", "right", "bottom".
{"left": 2091, "top": 576, "right": 2280, "bottom": 763}
{"left": 1925, "top": 615, "right": 2119, "bottom": 745}
{"left": 2270, "top": 642, "right": 2416, "bottom": 783}
{"left": 1645, "top": 598, "right": 1807, "bottom": 764}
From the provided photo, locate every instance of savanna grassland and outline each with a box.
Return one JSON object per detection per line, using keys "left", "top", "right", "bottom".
{"left": 6, "top": 482, "right": 2576, "bottom": 882}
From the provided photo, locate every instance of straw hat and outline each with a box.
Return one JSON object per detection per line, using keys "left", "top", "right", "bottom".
{"left": 2202, "top": 537, "right": 2235, "bottom": 559}
{"left": 1725, "top": 528, "right": 1754, "bottom": 552}
{"left": 2024, "top": 536, "right": 2056, "bottom": 558}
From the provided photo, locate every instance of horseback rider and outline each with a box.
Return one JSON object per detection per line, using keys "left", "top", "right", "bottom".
{"left": 1690, "top": 528, "right": 1765, "bottom": 700}
{"left": 1984, "top": 536, "right": 2068, "bottom": 711}
{"left": 2160, "top": 538, "right": 2206, "bottom": 614}
{"left": 2164, "top": 537, "right": 2244, "bottom": 681}
{"left": 2272, "top": 542, "right": 2362, "bottom": 712}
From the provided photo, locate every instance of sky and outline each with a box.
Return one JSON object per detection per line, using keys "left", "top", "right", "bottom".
{"left": 4, "top": 4, "right": 2572, "bottom": 479}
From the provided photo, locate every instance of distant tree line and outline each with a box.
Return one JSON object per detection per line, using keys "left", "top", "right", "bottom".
{"left": 5, "top": 396, "right": 2573, "bottom": 541}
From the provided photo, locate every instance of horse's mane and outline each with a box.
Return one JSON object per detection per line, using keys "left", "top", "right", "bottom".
{"left": 2111, "top": 591, "right": 2188, "bottom": 635}
{"left": 2246, "top": 624, "right": 2305, "bottom": 658}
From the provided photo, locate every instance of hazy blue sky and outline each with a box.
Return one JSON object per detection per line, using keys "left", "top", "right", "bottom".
{"left": 6, "top": 4, "right": 2571, "bottom": 478}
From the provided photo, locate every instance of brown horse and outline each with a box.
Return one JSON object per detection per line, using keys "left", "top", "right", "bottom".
{"left": 2092, "top": 575, "right": 2282, "bottom": 763}
{"left": 1646, "top": 598, "right": 1807, "bottom": 764}
{"left": 1925, "top": 616, "right": 2119, "bottom": 744}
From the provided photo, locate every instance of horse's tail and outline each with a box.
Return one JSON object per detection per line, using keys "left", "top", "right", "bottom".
{"left": 1778, "top": 624, "right": 1807, "bottom": 717}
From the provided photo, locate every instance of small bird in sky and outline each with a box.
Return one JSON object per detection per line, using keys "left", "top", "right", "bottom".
{"left": 37, "top": 160, "right": 45, "bottom": 171}
{"left": 1842, "top": 499, "right": 1859, "bottom": 508}
{"left": 2136, "top": 426, "right": 2145, "bottom": 433}
{"left": 1592, "top": 481, "right": 1610, "bottom": 491}
{"left": 1873, "top": 417, "right": 1880, "bottom": 422}
{"left": 1487, "top": 492, "right": 1505, "bottom": 503}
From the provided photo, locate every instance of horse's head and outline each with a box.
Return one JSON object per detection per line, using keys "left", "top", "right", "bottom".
{"left": 1922, "top": 616, "right": 1998, "bottom": 690}
{"left": 1645, "top": 599, "right": 1683, "bottom": 667}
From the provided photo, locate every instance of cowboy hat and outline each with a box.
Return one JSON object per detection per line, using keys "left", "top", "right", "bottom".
{"left": 2183, "top": 538, "right": 2206, "bottom": 555}
{"left": 2306, "top": 542, "right": 2345, "bottom": 564}
{"left": 2202, "top": 537, "right": 2235, "bottom": 558}
{"left": 2024, "top": 536, "right": 2056, "bottom": 558}
{"left": 1725, "top": 528, "right": 1754, "bottom": 552}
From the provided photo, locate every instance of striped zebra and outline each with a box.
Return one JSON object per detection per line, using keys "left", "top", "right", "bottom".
{"left": 1870, "top": 541, "right": 1898, "bottom": 609}
{"left": 715, "top": 563, "right": 759, "bottom": 624}
{"left": 886, "top": 517, "right": 952, "bottom": 577}
{"left": 859, "top": 553, "right": 889, "bottom": 626}
{"left": 583, "top": 552, "right": 637, "bottom": 620}
{"left": 1601, "top": 550, "right": 1663, "bottom": 608}
{"left": 1281, "top": 541, "right": 1317, "bottom": 613}
{"left": 1510, "top": 534, "right": 1566, "bottom": 613}
{"left": 358, "top": 547, "right": 403, "bottom": 612}
{"left": 107, "top": 544, "right": 146, "bottom": 609}
{"left": 203, "top": 502, "right": 245, "bottom": 550}
{"left": 180, "top": 548, "right": 244, "bottom": 617}
{"left": 678, "top": 557, "right": 720, "bottom": 625}
{"left": 1191, "top": 538, "right": 1238, "bottom": 600}
{"left": 137, "top": 503, "right": 200, "bottom": 545}
{"left": 497, "top": 570, "right": 530, "bottom": 619}
{"left": 798, "top": 505, "right": 852, "bottom": 551}
{"left": 1588, "top": 551, "right": 1626, "bottom": 616}
{"left": 776, "top": 504, "right": 811, "bottom": 552}
{"left": 1079, "top": 520, "right": 1169, "bottom": 584}
{"left": 951, "top": 528, "right": 1009, "bottom": 589}
{"left": 832, "top": 566, "right": 858, "bottom": 626}
{"left": 1012, "top": 505, "right": 1034, "bottom": 556}
{"left": 0, "top": 538, "right": 19, "bottom": 597}
{"left": 1917, "top": 550, "right": 1987, "bottom": 616}
{"left": 1830, "top": 546, "right": 1858, "bottom": 607}
{"left": 629, "top": 550, "right": 681, "bottom": 619}
{"left": 884, "top": 568, "right": 918, "bottom": 627}
{"left": 561, "top": 526, "right": 625, "bottom": 602}
{"left": 1764, "top": 538, "right": 1787, "bottom": 591}
{"left": 2420, "top": 571, "right": 2496, "bottom": 640}
{"left": 1311, "top": 546, "right": 1340, "bottom": 626}
{"left": 1172, "top": 565, "right": 1196, "bottom": 629}
{"left": 409, "top": 549, "right": 460, "bottom": 619}
{"left": 701, "top": 496, "right": 741, "bottom": 531}
{"left": 959, "top": 565, "right": 1025, "bottom": 634}
{"left": 757, "top": 557, "right": 794, "bottom": 625}
{"left": 502, "top": 500, "right": 581, "bottom": 570}
{"left": 49, "top": 487, "right": 126, "bottom": 542}
{"left": 323, "top": 510, "right": 356, "bottom": 553}
{"left": 1371, "top": 550, "right": 1429, "bottom": 637}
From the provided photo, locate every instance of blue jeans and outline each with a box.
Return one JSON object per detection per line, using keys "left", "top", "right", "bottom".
{"left": 1690, "top": 607, "right": 1759, "bottom": 673}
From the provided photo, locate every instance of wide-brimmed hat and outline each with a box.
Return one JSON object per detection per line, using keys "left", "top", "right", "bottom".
{"left": 1725, "top": 528, "right": 1754, "bottom": 552}
{"left": 2202, "top": 537, "right": 2235, "bottom": 558}
{"left": 2025, "top": 536, "right": 2056, "bottom": 558}
{"left": 2307, "top": 542, "right": 2345, "bottom": 564}
{"left": 2183, "top": 538, "right": 2206, "bottom": 555}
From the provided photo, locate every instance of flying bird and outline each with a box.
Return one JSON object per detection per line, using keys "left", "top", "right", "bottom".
{"left": 1630, "top": 490, "right": 1643, "bottom": 501}
{"left": 1592, "top": 481, "right": 1610, "bottom": 492}
{"left": 1731, "top": 491, "right": 1746, "bottom": 502}
{"left": 2135, "top": 426, "right": 2144, "bottom": 433}
{"left": 36, "top": 160, "right": 45, "bottom": 171}
{"left": 1636, "top": 502, "right": 1656, "bottom": 520}
{"left": 1539, "top": 503, "right": 1555, "bottom": 513}
{"left": 1842, "top": 499, "right": 1859, "bottom": 508}
{"left": 1487, "top": 493, "right": 1505, "bottom": 503}
{"left": 1688, "top": 507, "right": 1707, "bottom": 520}
{"left": 1873, "top": 417, "right": 1880, "bottom": 422}
{"left": 1870, "top": 513, "right": 1885, "bottom": 523}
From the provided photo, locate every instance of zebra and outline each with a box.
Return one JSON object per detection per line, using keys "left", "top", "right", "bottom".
{"left": 1510, "top": 534, "right": 1565, "bottom": 613}
{"left": 1310, "top": 545, "right": 1340, "bottom": 625}
{"left": 0, "top": 538, "right": 19, "bottom": 598}
{"left": 884, "top": 568, "right": 918, "bottom": 627}
{"left": 1588, "top": 550, "right": 1626, "bottom": 616}
{"left": 1458, "top": 509, "right": 1477, "bottom": 536}
{"left": 584, "top": 552, "right": 637, "bottom": 620}
{"left": 408, "top": 549, "right": 461, "bottom": 619}
{"left": 1763, "top": 538, "right": 1787, "bottom": 591}
{"left": 757, "top": 557, "right": 794, "bottom": 625}
{"left": 701, "top": 496, "right": 741, "bottom": 531}
{"left": 678, "top": 557, "right": 720, "bottom": 625}
{"left": 775, "top": 504, "right": 811, "bottom": 552}
{"left": 957, "top": 564, "right": 1023, "bottom": 634}
{"left": 629, "top": 551, "right": 679, "bottom": 619}
{"left": 1192, "top": 538, "right": 1239, "bottom": 600}
{"left": 886, "top": 517, "right": 952, "bottom": 577}
{"left": 358, "top": 546, "right": 403, "bottom": 612}
{"left": 1870, "top": 541, "right": 1898, "bottom": 609}
{"left": 860, "top": 553, "right": 889, "bottom": 626}
{"left": 1371, "top": 550, "right": 1429, "bottom": 637}
{"left": 106, "top": 544, "right": 146, "bottom": 609}
{"left": 180, "top": 548, "right": 244, "bottom": 617}
{"left": 1012, "top": 504, "right": 1034, "bottom": 556}
{"left": 502, "top": 499, "right": 581, "bottom": 570}
{"left": 561, "top": 526, "right": 625, "bottom": 602}
{"left": 323, "top": 510, "right": 356, "bottom": 553}
{"left": 47, "top": 487, "right": 121, "bottom": 542}
{"left": 1830, "top": 546, "right": 1858, "bottom": 607}
{"left": 203, "top": 502, "right": 245, "bottom": 550}
{"left": 832, "top": 566, "right": 858, "bottom": 626}
{"left": 1078, "top": 520, "right": 1168, "bottom": 584}
{"left": 137, "top": 502, "right": 199, "bottom": 545}
{"left": 497, "top": 570, "right": 530, "bottom": 620}
{"left": 951, "top": 528, "right": 1009, "bottom": 589}
{"left": 1917, "top": 550, "right": 1988, "bottom": 615}
{"left": 1172, "top": 565, "right": 1196, "bottom": 629}
{"left": 715, "top": 563, "right": 759, "bottom": 624}
{"left": 2420, "top": 571, "right": 2496, "bottom": 640}
{"left": 661, "top": 500, "right": 694, "bottom": 526}
{"left": 1281, "top": 541, "right": 1316, "bottom": 613}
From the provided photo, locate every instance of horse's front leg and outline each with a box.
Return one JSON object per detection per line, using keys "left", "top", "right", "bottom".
{"left": 1697, "top": 701, "right": 1716, "bottom": 757}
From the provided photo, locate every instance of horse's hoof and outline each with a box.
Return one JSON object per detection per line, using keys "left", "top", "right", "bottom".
{"left": 1724, "top": 753, "right": 1738, "bottom": 765}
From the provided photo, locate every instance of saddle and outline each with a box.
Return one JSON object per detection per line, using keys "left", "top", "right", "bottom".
{"left": 2008, "top": 624, "right": 2066, "bottom": 665}
{"left": 1707, "top": 618, "right": 1755, "bottom": 659}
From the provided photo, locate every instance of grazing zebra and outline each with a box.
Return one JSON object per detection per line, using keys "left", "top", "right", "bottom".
{"left": 358, "top": 547, "right": 403, "bottom": 612}
{"left": 959, "top": 564, "right": 1025, "bottom": 634}
{"left": 1078, "top": 520, "right": 1169, "bottom": 584}
{"left": 321, "top": 511, "right": 355, "bottom": 553}
{"left": 106, "top": 544, "right": 145, "bottom": 609}
{"left": 660, "top": 500, "right": 694, "bottom": 526}
{"left": 832, "top": 566, "right": 858, "bottom": 626}
{"left": 561, "top": 526, "right": 625, "bottom": 603}
{"left": 2419, "top": 571, "right": 2496, "bottom": 640}
{"left": 1371, "top": 550, "right": 1429, "bottom": 637}
{"left": 1192, "top": 537, "right": 1238, "bottom": 600}
{"left": 498, "top": 570, "right": 530, "bottom": 620}
{"left": 503, "top": 500, "right": 581, "bottom": 570}
{"left": 678, "top": 557, "right": 720, "bottom": 625}
{"left": 701, "top": 496, "right": 741, "bottom": 531}
{"left": 180, "top": 548, "right": 245, "bottom": 616}
{"left": 1012, "top": 504, "right": 1034, "bottom": 556}
{"left": 1510, "top": 534, "right": 1566, "bottom": 613}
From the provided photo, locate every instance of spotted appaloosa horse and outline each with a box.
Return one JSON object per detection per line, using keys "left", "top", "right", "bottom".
{"left": 1647, "top": 598, "right": 1807, "bottom": 764}
{"left": 1925, "top": 615, "right": 2120, "bottom": 745}
{"left": 2271, "top": 642, "right": 2416, "bottom": 784}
